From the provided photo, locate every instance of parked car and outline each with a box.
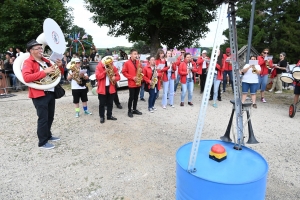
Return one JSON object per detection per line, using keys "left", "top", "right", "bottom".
{"left": 89, "top": 60, "right": 128, "bottom": 88}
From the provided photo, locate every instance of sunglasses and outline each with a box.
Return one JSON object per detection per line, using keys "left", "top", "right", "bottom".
{"left": 76, "top": 62, "right": 81, "bottom": 64}
{"left": 263, "top": 52, "right": 268, "bottom": 54}
{"left": 181, "top": 52, "right": 185, "bottom": 53}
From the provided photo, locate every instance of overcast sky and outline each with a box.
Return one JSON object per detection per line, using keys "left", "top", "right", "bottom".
{"left": 66, "top": 0, "right": 228, "bottom": 48}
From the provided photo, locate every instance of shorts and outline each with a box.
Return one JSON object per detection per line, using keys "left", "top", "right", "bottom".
{"left": 258, "top": 74, "right": 268, "bottom": 91}
{"left": 72, "top": 89, "right": 88, "bottom": 103}
{"left": 294, "top": 85, "right": 300, "bottom": 95}
{"left": 242, "top": 82, "right": 258, "bottom": 94}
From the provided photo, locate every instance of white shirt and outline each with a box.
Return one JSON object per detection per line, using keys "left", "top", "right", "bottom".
{"left": 167, "top": 61, "right": 172, "bottom": 72}
{"left": 242, "top": 64, "right": 261, "bottom": 83}
{"left": 202, "top": 57, "right": 207, "bottom": 69}
{"left": 106, "top": 75, "right": 110, "bottom": 86}
{"left": 70, "top": 69, "right": 87, "bottom": 89}
{"left": 37, "top": 60, "right": 55, "bottom": 92}
{"left": 187, "top": 62, "right": 193, "bottom": 78}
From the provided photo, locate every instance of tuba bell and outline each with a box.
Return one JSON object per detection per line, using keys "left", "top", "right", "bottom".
{"left": 102, "top": 56, "right": 116, "bottom": 85}
{"left": 13, "top": 18, "right": 66, "bottom": 90}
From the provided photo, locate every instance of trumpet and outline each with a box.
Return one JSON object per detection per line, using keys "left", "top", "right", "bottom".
{"left": 251, "top": 65, "right": 257, "bottom": 74}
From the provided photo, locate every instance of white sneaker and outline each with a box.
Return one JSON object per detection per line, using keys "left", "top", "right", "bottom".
{"left": 148, "top": 108, "right": 154, "bottom": 113}
{"left": 152, "top": 107, "right": 157, "bottom": 111}
{"left": 275, "top": 91, "right": 282, "bottom": 94}
{"left": 268, "top": 89, "right": 273, "bottom": 92}
{"left": 170, "top": 104, "right": 175, "bottom": 108}
{"left": 162, "top": 106, "right": 166, "bottom": 109}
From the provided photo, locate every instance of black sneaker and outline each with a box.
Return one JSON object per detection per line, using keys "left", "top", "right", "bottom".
{"left": 209, "top": 97, "right": 213, "bottom": 101}
{"left": 116, "top": 104, "right": 122, "bottom": 109}
{"left": 100, "top": 117, "right": 105, "bottom": 123}
{"left": 140, "top": 98, "right": 146, "bottom": 101}
{"left": 128, "top": 111, "right": 133, "bottom": 118}
{"left": 218, "top": 98, "right": 222, "bottom": 101}
{"left": 132, "top": 110, "right": 142, "bottom": 115}
{"left": 107, "top": 116, "right": 117, "bottom": 120}
{"left": 49, "top": 136, "right": 60, "bottom": 142}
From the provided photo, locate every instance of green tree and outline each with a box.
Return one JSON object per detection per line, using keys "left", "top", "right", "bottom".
{"left": 132, "top": 41, "right": 151, "bottom": 54}
{"left": 222, "top": 0, "right": 300, "bottom": 63}
{"left": 84, "top": 0, "right": 217, "bottom": 56}
{"left": 66, "top": 25, "right": 95, "bottom": 55}
{"left": 0, "top": 0, "right": 73, "bottom": 52}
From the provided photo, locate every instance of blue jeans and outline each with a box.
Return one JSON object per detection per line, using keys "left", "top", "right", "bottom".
{"left": 213, "top": 74, "right": 221, "bottom": 101}
{"left": 140, "top": 82, "right": 145, "bottom": 99}
{"left": 8, "top": 73, "right": 17, "bottom": 87}
{"left": 148, "top": 87, "right": 157, "bottom": 109}
{"left": 162, "top": 73, "right": 175, "bottom": 106}
{"left": 258, "top": 75, "right": 268, "bottom": 92}
{"left": 174, "top": 75, "right": 180, "bottom": 92}
{"left": 181, "top": 78, "right": 194, "bottom": 102}
{"left": 223, "top": 70, "right": 233, "bottom": 91}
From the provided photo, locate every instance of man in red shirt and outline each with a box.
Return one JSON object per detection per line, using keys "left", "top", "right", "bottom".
{"left": 22, "top": 39, "right": 62, "bottom": 149}
{"left": 222, "top": 48, "right": 233, "bottom": 92}
{"left": 122, "top": 49, "right": 143, "bottom": 117}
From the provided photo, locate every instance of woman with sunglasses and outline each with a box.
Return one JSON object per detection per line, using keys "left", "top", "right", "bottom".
{"left": 268, "top": 52, "right": 287, "bottom": 93}
{"left": 258, "top": 48, "right": 273, "bottom": 103}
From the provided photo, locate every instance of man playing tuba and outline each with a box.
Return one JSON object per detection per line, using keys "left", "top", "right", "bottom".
{"left": 96, "top": 56, "right": 120, "bottom": 124}
{"left": 22, "top": 39, "right": 62, "bottom": 149}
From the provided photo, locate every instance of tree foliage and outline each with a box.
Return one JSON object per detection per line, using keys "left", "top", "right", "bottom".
{"left": 0, "top": 0, "right": 73, "bottom": 53}
{"left": 132, "top": 41, "right": 151, "bottom": 54}
{"left": 66, "top": 25, "right": 95, "bottom": 55}
{"left": 222, "top": 0, "right": 300, "bottom": 63}
{"left": 84, "top": 0, "right": 217, "bottom": 55}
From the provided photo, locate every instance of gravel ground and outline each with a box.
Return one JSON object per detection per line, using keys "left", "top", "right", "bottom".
{"left": 0, "top": 85, "right": 299, "bottom": 200}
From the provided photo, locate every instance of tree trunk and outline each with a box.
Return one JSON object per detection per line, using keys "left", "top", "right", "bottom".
{"left": 150, "top": 28, "right": 161, "bottom": 57}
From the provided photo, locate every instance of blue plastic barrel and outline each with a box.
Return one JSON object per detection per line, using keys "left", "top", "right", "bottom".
{"left": 176, "top": 140, "right": 268, "bottom": 200}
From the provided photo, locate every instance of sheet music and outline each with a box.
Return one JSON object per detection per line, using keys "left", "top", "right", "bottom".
{"left": 248, "top": 60, "right": 258, "bottom": 65}
{"left": 49, "top": 52, "right": 63, "bottom": 62}
{"left": 264, "top": 55, "right": 273, "bottom": 61}
{"left": 167, "top": 57, "right": 176, "bottom": 62}
{"left": 80, "top": 69, "right": 87, "bottom": 74}
{"left": 157, "top": 64, "right": 165, "bottom": 70}
{"left": 140, "top": 54, "right": 147, "bottom": 61}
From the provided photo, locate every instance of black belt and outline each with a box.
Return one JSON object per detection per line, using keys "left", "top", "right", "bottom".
{"left": 44, "top": 91, "right": 54, "bottom": 94}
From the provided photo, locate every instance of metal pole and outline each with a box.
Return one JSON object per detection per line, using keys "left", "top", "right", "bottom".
{"left": 246, "top": 0, "right": 256, "bottom": 63}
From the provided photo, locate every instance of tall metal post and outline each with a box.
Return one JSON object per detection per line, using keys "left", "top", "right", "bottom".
{"left": 228, "top": 2, "right": 244, "bottom": 149}
{"left": 246, "top": 0, "right": 256, "bottom": 63}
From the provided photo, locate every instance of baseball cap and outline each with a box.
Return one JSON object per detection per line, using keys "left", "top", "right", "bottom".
{"left": 202, "top": 50, "right": 207, "bottom": 54}
{"left": 74, "top": 58, "right": 80, "bottom": 63}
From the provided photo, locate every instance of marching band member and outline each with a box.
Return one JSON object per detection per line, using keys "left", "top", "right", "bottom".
{"left": 143, "top": 57, "right": 162, "bottom": 112}
{"left": 211, "top": 50, "right": 224, "bottom": 108}
{"left": 258, "top": 48, "right": 273, "bottom": 103}
{"left": 95, "top": 57, "right": 120, "bottom": 124}
{"left": 67, "top": 58, "right": 92, "bottom": 118}
{"left": 155, "top": 49, "right": 165, "bottom": 99}
{"left": 22, "top": 39, "right": 62, "bottom": 149}
{"left": 222, "top": 48, "right": 233, "bottom": 92}
{"left": 179, "top": 53, "right": 197, "bottom": 106}
{"left": 241, "top": 55, "right": 261, "bottom": 108}
{"left": 196, "top": 50, "right": 210, "bottom": 93}
{"left": 122, "top": 49, "right": 143, "bottom": 118}
{"left": 161, "top": 50, "right": 176, "bottom": 108}
{"left": 268, "top": 52, "right": 287, "bottom": 93}
{"left": 174, "top": 49, "right": 185, "bottom": 93}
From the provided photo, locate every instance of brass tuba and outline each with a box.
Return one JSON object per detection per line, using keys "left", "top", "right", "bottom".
{"left": 67, "top": 61, "right": 82, "bottom": 85}
{"left": 135, "top": 58, "right": 144, "bottom": 86}
{"left": 102, "top": 56, "right": 115, "bottom": 85}
{"left": 13, "top": 18, "right": 66, "bottom": 90}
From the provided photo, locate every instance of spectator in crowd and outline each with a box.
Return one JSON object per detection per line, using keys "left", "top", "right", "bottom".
{"left": 104, "top": 48, "right": 112, "bottom": 56}
{"left": 4, "top": 52, "right": 11, "bottom": 64}
{"left": 89, "top": 49, "right": 96, "bottom": 61}
{"left": 66, "top": 52, "right": 72, "bottom": 63}
{"left": 62, "top": 54, "right": 68, "bottom": 83}
{"left": 95, "top": 53, "right": 101, "bottom": 62}
{"left": 81, "top": 57, "right": 90, "bottom": 76}
{"left": 269, "top": 52, "right": 287, "bottom": 93}
{"left": 8, "top": 47, "right": 15, "bottom": 57}
{"left": 4, "top": 56, "right": 18, "bottom": 91}
{"left": 241, "top": 55, "right": 261, "bottom": 108}
{"left": 196, "top": 50, "right": 210, "bottom": 93}
{"left": 0, "top": 59, "right": 7, "bottom": 95}
{"left": 119, "top": 49, "right": 128, "bottom": 60}
{"left": 112, "top": 51, "right": 119, "bottom": 61}
{"left": 258, "top": 48, "right": 273, "bottom": 103}
{"left": 80, "top": 51, "right": 88, "bottom": 61}
{"left": 222, "top": 47, "right": 233, "bottom": 92}
{"left": 15, "top": 47, "right": 23, "bottom": 58}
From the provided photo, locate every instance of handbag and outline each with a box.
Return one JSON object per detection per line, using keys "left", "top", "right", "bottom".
{"left": 144, "top": 82, "right": 150, "bottom": 92}
{"left": 54, "top": 84, "right": 65, "bottom": 99}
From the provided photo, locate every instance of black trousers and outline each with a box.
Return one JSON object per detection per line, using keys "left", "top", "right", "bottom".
{"left": 128, "top": 87, "right": 140, "bottom": 111}
{"left": 114, "top": 85, "right": 121, "bottom": 106}
{"left": 32, "top": 92, "right": 55, "bottom": 147}
{"left": 98, "top": 86, "right": 115, "bottom": 118}
{"left": 200, "top": 68, "right": 207, "bottom": 93}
